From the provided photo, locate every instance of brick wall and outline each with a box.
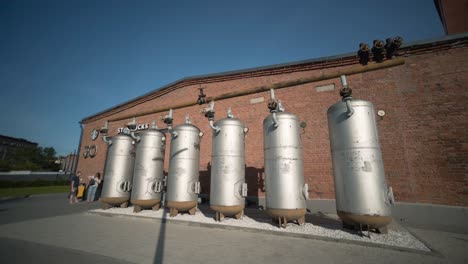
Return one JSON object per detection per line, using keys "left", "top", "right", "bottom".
{"left": 77, "top": 43, "right": 468, "bottom": 206}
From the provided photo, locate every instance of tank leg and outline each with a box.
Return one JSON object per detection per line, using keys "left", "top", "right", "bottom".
{"left": 133, "top": 205, "right": 142, "bottom": 213}
{"left": 120, "top": 201, "right": 128, "bottom": 208}
{"left": 377, "top": 226, "right": 389, "bottom": 234}
{"left": 342, "top": 221, "right": 354, "bottom": 230}
{"left": 281, "top": 217, "right": 288, "bottom": 228}
{"left": 297, "top": 215, "right": 306, "bottom": 226}
{"left": 102, "top": 202, "right": 111, "bottom": 210}
{"left": 234, "top": 210, "right": 243, "bottom": 220}
{"left": 359, "top": 224, "right": 371, "bottom": 239}
{"left": 152, "top": 203, "right": 161, "bottom": 211}
{"left": 169, "top": 208, "right": 178, "bottom": 217}
{"left": 188, "top": 207, "right": 197, "bottom": 216}
{"left": 214, "top": 212, "right": 224, "bottom": 222}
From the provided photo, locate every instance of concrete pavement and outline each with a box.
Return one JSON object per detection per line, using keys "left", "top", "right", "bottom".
{"left": 0, "top": 194, "right": 467, "bottom": 264}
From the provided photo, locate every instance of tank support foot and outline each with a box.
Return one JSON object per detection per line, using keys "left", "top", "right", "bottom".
{"left": 297, "top": 215, "right": 306, "bottom": 226}
{"left": 342, "top": 221, "right": 354, "bottom": 230}
{"left": 169, "top": 208, "right": 178, "bottom": 217}
{"left": 215, "top": 212, "right": 225, "bottom": 222}
{"left": 359, "top": 224, "right": 371, "bottom": 239}
{"left": 120, "top": 201, "right": 128, "bottom": 208}
{"left": 102, "top": 203, "right": 111, "bottom": 210}
{"left": 377, "top": 226, "right": 388, "bottom": 234}
{"left": 188, "top": 207, "right": 197, "bottom": 215}
{"left": 274, "top": 217, "right": 287, "bottom": 228}
{"left": 234, "top": 210, "right": 243, "bottom": 220}
{"left": 133, "top": 205, "right": 142, "bottom": 213}
{"left": 152, "top": 204, "right": 161, "bottom": 211}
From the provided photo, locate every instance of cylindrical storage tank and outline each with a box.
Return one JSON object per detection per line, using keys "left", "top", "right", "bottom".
{"left": 166, "top": 124, "right": 202, "bottom": 216}
{"left": 130, "top": 129, "right": 166, "bottom": 213}
{"left": 327, "top": 98, "right": 393, "bottom": 230}
{"left": 264, "top": 112, "right": 308, "bottom": 227}
{"left": 210, "top": 118, "right": 248, "bottom": 221}
{"left": 100, "top": 134, "right": 135, "bottom": 208}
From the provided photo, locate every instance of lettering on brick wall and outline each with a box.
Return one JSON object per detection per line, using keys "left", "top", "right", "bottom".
{"left": 117, "top": 123, "right": 149, "bottom": 134}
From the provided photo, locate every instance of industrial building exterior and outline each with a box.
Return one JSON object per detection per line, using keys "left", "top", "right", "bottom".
{"left": 76, "top": 33, "right": 468, "bottom": 208}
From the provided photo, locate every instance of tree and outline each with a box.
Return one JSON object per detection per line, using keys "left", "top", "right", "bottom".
{"left": 0, "top": 145, "right": 60, "bottom": 172}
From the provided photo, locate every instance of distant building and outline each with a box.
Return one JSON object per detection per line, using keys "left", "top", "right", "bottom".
{"left": 434, "top": 0, "right": 468, "bottom": 35}
{"left": 57, "top": 153, "right": 79, "bottom": 173}
{"left": 0, "top": 135, "right": 38, "bottom": 160}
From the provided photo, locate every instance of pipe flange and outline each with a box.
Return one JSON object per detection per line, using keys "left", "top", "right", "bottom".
{"left": 340, "top": 87, "right": 352, "bottom": 98}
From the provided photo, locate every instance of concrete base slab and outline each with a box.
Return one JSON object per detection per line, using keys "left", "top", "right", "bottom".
{"left": 89, "top": 206, "right": 431, "bottom": 253}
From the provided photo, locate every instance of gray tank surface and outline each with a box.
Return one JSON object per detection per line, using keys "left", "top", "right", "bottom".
{"left": 206, "top": 106, "right": 248, "bottom": 221}
{"left": 100, "top": 134, "right": 135, "bottom": 208}
{"left": 327, "top": 75, "right": 394, "bottom": 232}
{"left": 263, "top": 90, "right": 308, "bottom": 228}
{"left": 130, "top": 129, "right": 166, "bottom": 213}
{"left": 165, "top": 120, "right": 202, "bottom": 217}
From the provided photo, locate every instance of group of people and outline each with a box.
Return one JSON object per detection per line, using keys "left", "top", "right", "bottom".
{"left": 69, "top": 171, "right": 102, "bottom": 204}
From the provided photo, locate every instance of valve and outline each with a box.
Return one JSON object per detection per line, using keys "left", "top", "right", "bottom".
{"left": 357, "top": 43, "right": 370, "bottom": 65}
{"left": 371, "top": 39, "right": 386, "bottom": 63}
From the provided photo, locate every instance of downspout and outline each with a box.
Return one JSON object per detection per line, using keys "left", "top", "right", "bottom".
{"left": 74, "top": 122, "right": 85, "bottom": 177}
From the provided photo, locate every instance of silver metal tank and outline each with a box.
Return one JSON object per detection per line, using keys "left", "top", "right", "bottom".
{"left": 130, "top": 129, "right": 166, "bottom": 213}
{"left": 263, "top": 90, "right": 308, "bottom": 228}
{"left": 206, "top": 106, "right": 248, "bottom": 221}
{"left": 100, "top": 134, "right": 135, "bottom": 209}
{"left": 327, "top": 75, "right": 394, "bottom": 231}
{"left": 165, "top": 116, "right": 202, "bottom": 217}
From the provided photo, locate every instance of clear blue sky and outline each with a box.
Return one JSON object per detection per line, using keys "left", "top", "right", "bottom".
{"left": 0, "top": 0, "right": 444, "bottom": 156}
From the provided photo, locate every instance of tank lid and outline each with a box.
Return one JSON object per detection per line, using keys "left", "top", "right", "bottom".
{"left": 263, "top": 111, "right": 299, "bottom": 123}
{"left": 139, "top": 129, "right": 165, "bottom": 136}
{"left": 113, "top": 134, "right": 134, "bottom": 140}
{"left": 215, "top": 118, "right": 244, "bottom": 127}
{"left": 327, "top": 98, "right": 373, "bottom": 114}
{"left": 173, "top": 123, "right": 201, "bottom": 132}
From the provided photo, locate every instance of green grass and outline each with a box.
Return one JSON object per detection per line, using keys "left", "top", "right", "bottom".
{"left": 0, "top": 186, "right": 70, "bottom": 197}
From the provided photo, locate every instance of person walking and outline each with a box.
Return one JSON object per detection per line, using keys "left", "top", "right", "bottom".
{"left": 86, "top": 172, "right": 101, "bottom": 202}
{"left": 69, "top": 171, "right": 81, "bottom": 204}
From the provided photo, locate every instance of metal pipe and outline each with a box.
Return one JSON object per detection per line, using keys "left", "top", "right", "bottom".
{"left": 130, "top": 131, "right": 141, "bottom": 142}
{"left": 345, "top": 99, "right": 354, "bottom": 117}
{"left": 102, "top": 136, "right": 112, "bottom": 145}
{"left": 340, "top": 75, "right": 348, "bottom": 88}
{"left": 209, "top": 120, "right": 221, "bottom": 133}
{"left": 270, "top": 89, "right": 275, "bottom": 100}
{"left": 101, "top": 58, "right": 405, "bottom": 123}
{"left": 272, "top": 112, "right": 279, "bottom": 128}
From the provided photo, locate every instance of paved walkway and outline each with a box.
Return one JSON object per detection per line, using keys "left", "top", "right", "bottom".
{"left": 0, "top": 194, "right": 467, "bottom": 264}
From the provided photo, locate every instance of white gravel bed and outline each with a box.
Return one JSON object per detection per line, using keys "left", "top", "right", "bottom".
{"left": 90, "top": 206, "right": 430, "bottom": 252}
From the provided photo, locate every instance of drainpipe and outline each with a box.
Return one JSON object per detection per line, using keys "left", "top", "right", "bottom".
{"left": 74, "top": 122, "right": 85, "bottom": 176}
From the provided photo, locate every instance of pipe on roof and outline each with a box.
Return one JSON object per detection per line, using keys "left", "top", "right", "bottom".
{"left": 105, "top": 58, "right": 405, "bottom": 123}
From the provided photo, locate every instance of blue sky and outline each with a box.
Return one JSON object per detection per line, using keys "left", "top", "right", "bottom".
{"left": 0, "top": 0, "right": 444, "bottom": 155}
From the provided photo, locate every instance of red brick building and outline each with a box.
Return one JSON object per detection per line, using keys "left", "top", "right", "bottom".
{"left": 434, "top": 0, "right": 468, "bottom": 35}
{"left": 77, "top": 34, "right": 468, "bottom": 207}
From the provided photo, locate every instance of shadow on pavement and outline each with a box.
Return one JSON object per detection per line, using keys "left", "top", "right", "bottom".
{"left": 0, "top": 193, "right": 101, "bottom": 226}
{"left": 153, "top": 207, "right": 167, "bottom": 264}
